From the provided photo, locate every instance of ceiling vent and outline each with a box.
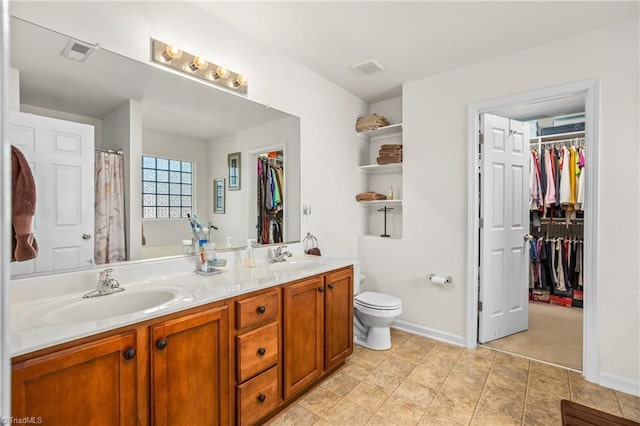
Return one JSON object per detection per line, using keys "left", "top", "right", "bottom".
{"left": 351, "top": 59, "right": 386, "bottom": 75}
{"left": 61, "top": 39, "right": 97, "bottom": 62}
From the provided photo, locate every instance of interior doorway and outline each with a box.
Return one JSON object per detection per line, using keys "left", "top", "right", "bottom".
{"left": 465, "top": 79, "right": 600, "bottom": 381}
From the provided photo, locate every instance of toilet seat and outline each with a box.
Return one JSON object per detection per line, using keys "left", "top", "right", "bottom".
{"left": 355, "top": 291, "right": 402, "bottom": 310}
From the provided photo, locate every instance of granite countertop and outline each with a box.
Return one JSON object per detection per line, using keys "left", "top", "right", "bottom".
{"left": 10, "top": 255, "right": 356, "bottom": 357}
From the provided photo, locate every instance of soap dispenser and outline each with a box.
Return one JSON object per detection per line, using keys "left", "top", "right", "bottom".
{"left": 243, "top": 239, "right": 256, "bottom": 267}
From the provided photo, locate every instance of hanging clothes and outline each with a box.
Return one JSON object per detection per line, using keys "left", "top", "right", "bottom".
{"left": 256, "top": 156, "right": 285, "bottom": 245}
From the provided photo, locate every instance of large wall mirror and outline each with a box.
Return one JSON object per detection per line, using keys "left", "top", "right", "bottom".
{"left": 9, "top": 17, "right": 301, "bottom": 278}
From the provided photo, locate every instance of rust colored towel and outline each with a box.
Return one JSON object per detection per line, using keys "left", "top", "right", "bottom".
{"left": 11, "top": 145, "right": 38, "bottom": 262}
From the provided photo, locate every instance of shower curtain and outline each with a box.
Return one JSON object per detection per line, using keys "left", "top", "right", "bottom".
{"left": 94, "top": 151, "right": 126, "bottom": 264}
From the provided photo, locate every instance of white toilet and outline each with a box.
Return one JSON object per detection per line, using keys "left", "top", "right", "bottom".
{"left": 353, "top": 276, "right": 402, "bottom": 350}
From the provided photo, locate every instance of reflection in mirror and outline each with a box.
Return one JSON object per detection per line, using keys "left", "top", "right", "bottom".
{"left": 9, "top": 17, "right": 301, "bottom": 278}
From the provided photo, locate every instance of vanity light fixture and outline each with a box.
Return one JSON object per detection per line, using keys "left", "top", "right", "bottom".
{"left": 151, "top": 38, "right": 248, "bottom": 95}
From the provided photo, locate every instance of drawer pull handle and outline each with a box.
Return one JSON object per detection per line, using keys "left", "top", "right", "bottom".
{"left": 155, "top": 338, "right": 168, "bottom": 350}
{"left": 124, "top": 347, "right": 136, "bottom": 360}
{"left": 318, "top": 287, "right": 324, "bottom": 293}
{"left": 257, "top": 305, "right": 266, "bottom": 314}
{"left": 257, "top": 394, "right": 266, "bottom": 403}
{"left": 257, "top": 347, "right": 266, "bottom": 356}
{"left": 328, "top": 283, "right": 334, "bottom": 289}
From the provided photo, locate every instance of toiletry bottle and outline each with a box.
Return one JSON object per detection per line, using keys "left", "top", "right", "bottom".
{"left": 225, "top": 236, "right": 233, "bottom": 249}
{"left": 387, "top": 184, "right": 394, "bottom": 200}
{"left": 243, "top": 239, "right": 256, "bottom": 267}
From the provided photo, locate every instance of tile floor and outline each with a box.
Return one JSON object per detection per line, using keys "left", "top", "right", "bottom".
{"left": 268, "top": 329, "right": 640, "bottom": 425}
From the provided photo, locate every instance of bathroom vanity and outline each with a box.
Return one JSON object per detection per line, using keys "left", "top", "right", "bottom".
{"left": 9, "top": 257, "right": 354, "bottom": 425}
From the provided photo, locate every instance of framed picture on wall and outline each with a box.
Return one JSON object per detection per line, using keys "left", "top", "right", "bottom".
{"left": 228, "top": 152, "right": 241, "bottom": 190}
{"left": 213, "top": 178, "right": 225, "bottom": 214}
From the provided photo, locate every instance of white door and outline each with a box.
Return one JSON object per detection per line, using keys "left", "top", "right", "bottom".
{"left": 9, "top": 112, "right": 94, "bottom": 275}
{"left": 479, "top": 114, "right": 530, "bottom": 343}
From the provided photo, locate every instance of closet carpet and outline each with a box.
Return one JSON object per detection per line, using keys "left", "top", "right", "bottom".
{"left": 267, "top": 329, "right": 639, "bottom": 426}
{"left": 481, "top": 301, "right": 583, "bottom": 371}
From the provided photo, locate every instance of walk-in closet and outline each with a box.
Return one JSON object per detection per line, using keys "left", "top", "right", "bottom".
{"left": 256, "top": 150, "right": 285, "bottom": 245}
{"left": 482, "top": 99, "right": 586, "bottom": 371}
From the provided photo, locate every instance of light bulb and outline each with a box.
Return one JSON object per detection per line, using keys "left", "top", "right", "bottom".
{"left": 233, "top": 74, "right": 248, "bottom": 87}
{"left": 188, "top": 56, "right": 208, "bottom": 72}
{"left": 161, "top": 45, "right": 183, "bottom": 61}
{"left": 216, "top": 65, "right": 231, "bottom": 79}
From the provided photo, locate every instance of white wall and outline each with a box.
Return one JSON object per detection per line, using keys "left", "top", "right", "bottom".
{"left": 103, "top": 100, "right": 143, "bottom": 261}
{"left": 10, "top": 1, "right": 369, "bottom": 259}
{"left": 141, "top": 127, "right": 209, "bottom": 250}
{"left": 207, "top": 116, "right": 300, "bottom": 249}
{"left": 360, "top": 19, "right": 639, "bottom": 392}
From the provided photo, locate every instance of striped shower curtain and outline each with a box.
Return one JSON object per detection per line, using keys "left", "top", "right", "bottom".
{"left": 94, "top": 151, "right": 126, "bottom": 264}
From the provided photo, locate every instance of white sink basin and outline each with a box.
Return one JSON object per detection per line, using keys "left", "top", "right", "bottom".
{"left": 32, "top": 286, "right": 185, "bottom": 325}
{"left": 268, "top": 258, "right": 319, "bottom": 272}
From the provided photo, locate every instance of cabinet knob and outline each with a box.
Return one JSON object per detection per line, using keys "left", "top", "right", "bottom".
{"left": 155, "top": 338, "right": 168, "bottom": 350}
{"left": 257, "top": 394, "right": 266, "bottom": 403}
{"left": 318, "top": 287, "right": 324, "bottom": 293}
{"left": 257, "top": 347, "right": 266, "bottom": 356}
{"left": 124, "top": 347, "right": 136, "bottom": 360}
{"left": 257, "top": 305, "right": 266, "bottom": 314}
{"left": 328, "top": 283, "right": 334, "bottom": 289}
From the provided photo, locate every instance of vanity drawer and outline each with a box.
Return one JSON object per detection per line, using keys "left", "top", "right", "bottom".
{"left": 237, "top": 366, "right": 279, "bottom": 426}
{"left": 236, "top": 289, "right": 278, "bottom": 330}
{"left": 237, "top": 322, "right": 278, "bottom": 382}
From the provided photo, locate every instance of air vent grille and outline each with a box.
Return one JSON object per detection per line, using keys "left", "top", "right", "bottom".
{"left": 351, "top": 59, "right": 386, "bottom": 75}
{"left": 61, "top": 39, "right": 96, "bottom": 62}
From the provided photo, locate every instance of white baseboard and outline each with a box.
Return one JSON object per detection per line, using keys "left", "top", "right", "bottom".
{"left": 392, "top": 320, "right": 466, "bottom": 347}
{"left": 598, "top": 372, "right": 640, "bottom": 397}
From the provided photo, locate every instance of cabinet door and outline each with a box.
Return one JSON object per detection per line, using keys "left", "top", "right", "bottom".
{"left": 12, "top": 331, "right": 137, "bottom": 426}
{"left": 150, "top": 305, "right": 230, "bottom": 426}
{"left": 325, "top": 268, "right": 354, "bottom": 370}
{"left": 282, "top": 276, "right": 324, "bottom": 399}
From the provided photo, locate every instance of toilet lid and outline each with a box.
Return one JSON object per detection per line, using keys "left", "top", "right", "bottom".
{"left": 355, "top": 291, "right": 402, "bottom": 310}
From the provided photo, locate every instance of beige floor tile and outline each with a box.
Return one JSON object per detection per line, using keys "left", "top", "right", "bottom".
{"left": 571, "top": 383, "right": 623, "bottom": 417}
{"left": 474, "top": 390, "right": 524, "bottom": 423}
{"left": 377, "top": 394, "right": 427, "bottom": 425}
{"left": 491, "top": 362, "right": 530, "bottom": 383}
{"left": 470, "top": 414, "right": 520, "bottom": 426}
{"left": 429, "top": 343, "right": 465, "bottom": 360}
{"left": 438, "top": 370, "right": 485, "bottom": 401}
{"left": 530, "top": 360, "right": 569, "bottom": 379}
{"left": 299, "top": 386, "right": 342, "bottom": 417}
{"left": 355, "top": 348, "right": 393, "bottom": 367}
{"left": 418, "top": 410, "right": 463, "bottom": 425}
{"left": 404, "top": 335, "right": 438, "bottom": 352}
{"left": 342, "top": 358, "right": 377, "bottom": 381}
{"left": 484, "top": 370, "right": 527, "bottom": 401}
{"left": 322, "top": 398, "right": 375, "bottom": 426}
{"left": 367, "top": 414, "right": 398, "bottom": 425}
{"left": 378, "top": 357, "right": 417, "bottom": 379}
{"left": 428, "top": 392, "right": 479, "bottom": 425}
{"left": 525, "top": 387, "right": 567, "bottom": 413}
{"left": 391, "top": 328, "right": 414, "bottom": 343}
{"left": 528, "top": 370, "right": 570, "bottom": 395}
{"left": 346, "top": 381, "right": 392, "bottom": 411}
{"left": 419, "top": 353, "right": 458, "bottom": 370}
{"left": 523, "top": 404, "right": 562, "bottom": 426}
{"left": 320, "top": 371, "right": 361, "bottom": 397}
{"left": 269, "top": 404, "right": 320, "bottom": 426}
{"left": 364, "top": 369, "right": 405, "bottom": 392}
{"left": 392, "top": 343, "right": 429, "bottom": 364}
{"left": 393, "top": 379, "right": 437, "bottom": 408}
{"left": 616, "top": 390, "right": 640, "bottom": 421}
{"left": 408, "top": 363, "right": 453, "bottom": 390}
{"left": 493, "top": 350, "right": 531, "bottom": 371}
{"left": 313, "top": 418, "right": 334, "bottom": 426}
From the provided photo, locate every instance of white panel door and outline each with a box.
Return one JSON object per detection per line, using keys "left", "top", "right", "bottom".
{"left": 479, "top": 114, "right": 530, "bottom": 343}
{"left": 9, "top": 112, "right": 94, "bottom": 275}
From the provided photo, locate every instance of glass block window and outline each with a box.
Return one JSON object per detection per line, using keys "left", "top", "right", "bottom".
{"left": 142, "top": 156, "right": 193, "bottom": 219}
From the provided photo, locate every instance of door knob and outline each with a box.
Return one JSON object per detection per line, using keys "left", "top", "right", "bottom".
{"left": 524, "top": 234, "right": 534, "bottom": 242}
{"left": 82, "top": 233, "right": 92, "bottom": 240}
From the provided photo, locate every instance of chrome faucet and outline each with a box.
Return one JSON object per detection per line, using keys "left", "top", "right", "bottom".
{"left": 83, "top": 268, "right": 125, "bottom": 298}
{"left": 270, "top": 245, "right": 293, "bottom": 263}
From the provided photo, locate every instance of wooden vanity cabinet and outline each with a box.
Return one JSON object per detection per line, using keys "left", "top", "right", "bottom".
{"left": 282, "top": 266, "right": 353, "bottom": 399}
{"left": 150, "top": 304, "right": 230, "bottom": 426}
{"left": 234, "top": 288, "right": 281, "bottom": 425}
{"left": 324, "top": 268, "right": 354, "bottom": 370}
{"left": 12, "top": 331, "right": 138, "bottom": 426}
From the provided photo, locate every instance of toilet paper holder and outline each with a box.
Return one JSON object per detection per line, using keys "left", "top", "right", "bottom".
{"left": 427, "top": 274, "right": 452, "bottom": 286}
